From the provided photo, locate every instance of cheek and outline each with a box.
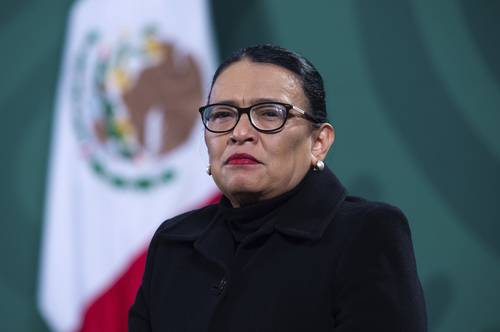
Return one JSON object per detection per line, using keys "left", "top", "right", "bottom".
{"left": 265, "top": 133, "right": 311, "bottom": 167}
{"left": 205, "top": 135, "right": 222, "bottom": 164}
{"left": 207, "top": 139, "right": 232, "bottom": 177}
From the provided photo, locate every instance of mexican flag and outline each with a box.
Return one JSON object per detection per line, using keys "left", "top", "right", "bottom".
{"left": 37, "top": 0, "right": 219, "bottom": 331}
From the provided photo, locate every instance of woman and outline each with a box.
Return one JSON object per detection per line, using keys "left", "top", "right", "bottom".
{"left": 129, "top": 45, "right": 427, "bottom": 331}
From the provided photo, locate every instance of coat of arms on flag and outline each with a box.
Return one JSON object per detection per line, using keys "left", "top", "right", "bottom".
{"left": 72, "top": 26, "right": 204, "bottom": 189}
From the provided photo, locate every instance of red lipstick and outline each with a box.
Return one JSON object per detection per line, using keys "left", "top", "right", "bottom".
{"left": 226, "top": 153, "right": 260, "bottom": 165}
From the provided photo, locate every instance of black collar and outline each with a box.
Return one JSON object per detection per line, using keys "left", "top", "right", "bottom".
{"left": 159, "top": 167, "right": 347, "bottom": 242}
{"left": 273, "top": 167, "right": 347, "bottom": 240}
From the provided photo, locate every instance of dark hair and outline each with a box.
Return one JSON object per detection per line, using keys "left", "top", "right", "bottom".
{"left": 208, "top": 44, "right": 328, "bottom": 124}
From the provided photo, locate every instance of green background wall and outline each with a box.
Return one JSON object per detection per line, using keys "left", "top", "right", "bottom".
{"left": 1, "top": 0, "right": 499, "bottom": 331}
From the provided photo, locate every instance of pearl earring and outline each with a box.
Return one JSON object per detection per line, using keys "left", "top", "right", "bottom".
{"left": 206, "top": 165, "right": 212, "bottom": 176}
{"left": 314, "top": 160, "right": 325, "bottom": 171}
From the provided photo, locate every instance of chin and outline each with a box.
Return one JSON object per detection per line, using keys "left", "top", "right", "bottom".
{"left": 229, "top": 178, "right": 261, "bottom": 192}
{"left": 224, "top": 175, "right": 263, "bottom": 196}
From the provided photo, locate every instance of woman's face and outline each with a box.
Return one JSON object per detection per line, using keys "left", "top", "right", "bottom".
{"left": 205, "top": 60, "right": 315, "bottom": 207}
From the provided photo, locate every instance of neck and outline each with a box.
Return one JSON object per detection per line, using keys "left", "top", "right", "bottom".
{"left": 227, "top": 192, "right": 263, "bottom": 208}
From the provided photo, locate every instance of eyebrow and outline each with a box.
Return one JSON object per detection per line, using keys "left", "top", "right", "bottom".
{"left": 211, "top": 98, "right": 286, "bottom": 106}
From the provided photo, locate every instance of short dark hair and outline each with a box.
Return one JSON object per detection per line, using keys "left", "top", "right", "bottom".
{"left": 208, "top": 44, "right": 328, "bottom": 124}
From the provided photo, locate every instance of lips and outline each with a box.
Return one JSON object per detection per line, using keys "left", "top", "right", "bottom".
{"left": 226, "top": 153, "right": 261, "bottom": 165}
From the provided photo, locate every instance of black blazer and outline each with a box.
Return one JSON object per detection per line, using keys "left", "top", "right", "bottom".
{"left": 129, "top": 168, "right": 427, "bottom": 331}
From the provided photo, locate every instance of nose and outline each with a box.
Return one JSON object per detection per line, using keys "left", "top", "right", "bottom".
{"left": 230, "top": 113, "right": 256, "bottom": 144}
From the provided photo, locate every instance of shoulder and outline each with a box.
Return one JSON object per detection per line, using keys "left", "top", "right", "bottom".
{"left": 140, "top": 204, "right": 219, "bottom": 281}
{"left": 332, "top": 195, "right": 417, "bottom": 275}
{"left": 327, "top": 196, "right": 413, "bottom": 264}
{"left": 336, "top": 195, "right": 410, "bottom": 234}
{"left": 153, "top": 203, "right": 220, "bottom": 241}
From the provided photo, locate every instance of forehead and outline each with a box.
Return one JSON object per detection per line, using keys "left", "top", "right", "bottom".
{"left": 210, "top": 60, "right": 306, "bottom": 106}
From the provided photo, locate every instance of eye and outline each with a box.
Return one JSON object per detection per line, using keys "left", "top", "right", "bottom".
{"left": 262, "top": 109, "right": 280, "bottom": 117}
{"left": 208, "top": 106, "right": 237, "bottom": 121}
{"left": 212, "top": 111, "right": 232, "bottom": 119}
{"left": 253, "top": 104, "right": 286, "bottom": 120}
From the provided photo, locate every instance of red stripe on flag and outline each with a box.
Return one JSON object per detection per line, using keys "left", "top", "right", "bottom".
{"left": 78, "top": 250, "right": 146, "bottom": 332}
{"left": 78, "top": 192, "right": 221, "bottom": 332}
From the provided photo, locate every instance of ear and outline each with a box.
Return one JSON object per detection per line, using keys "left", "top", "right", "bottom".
{"left": 310, "top": 123, "right": 335, "bottom": 165}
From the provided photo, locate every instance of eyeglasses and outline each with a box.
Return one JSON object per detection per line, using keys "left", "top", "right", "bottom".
{"left": 199, "top": 102, "right": 320, "bottom": 133}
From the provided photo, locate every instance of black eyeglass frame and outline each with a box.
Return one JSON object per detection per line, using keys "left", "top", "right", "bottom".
{"left": 198, "top": 102, "right": 321, "bottom": 133}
